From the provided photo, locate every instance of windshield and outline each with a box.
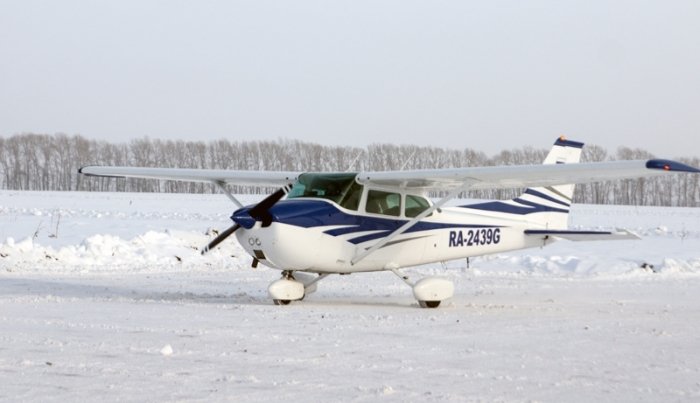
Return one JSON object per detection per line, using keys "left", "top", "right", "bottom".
{"left": 287, "top": 173, "right": 363, "bottom": 211}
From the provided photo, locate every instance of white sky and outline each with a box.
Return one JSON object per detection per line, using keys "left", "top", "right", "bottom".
{"left": 1, "top": 1, "right": 699, "bottom": 157}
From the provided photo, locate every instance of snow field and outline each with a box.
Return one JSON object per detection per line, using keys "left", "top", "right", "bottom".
{"left": 1, "top": 190, "right": 700, "bottom": 401}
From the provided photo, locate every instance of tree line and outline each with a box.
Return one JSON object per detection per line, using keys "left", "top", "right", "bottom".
{"left": 1, "top": 133, "right": 698, "bottom": 207}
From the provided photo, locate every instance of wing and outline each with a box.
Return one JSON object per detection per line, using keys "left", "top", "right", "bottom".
{"left": 78, "top": 166, "right": 301, "bottom": 186}
{"left": 357, "top": 159, "right": 700, "bottom": 191}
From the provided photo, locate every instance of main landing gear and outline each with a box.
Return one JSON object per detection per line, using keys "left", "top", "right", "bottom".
{"left": 391, "top": 269, "right": 455, "bottom": 309}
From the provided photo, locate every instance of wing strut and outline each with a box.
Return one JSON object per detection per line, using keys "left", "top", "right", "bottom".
{"left": 351, "top": 180, "right": 476, "bottom": 266}
{"left": 212, "top": 180, "right": 244, "bottom": 209}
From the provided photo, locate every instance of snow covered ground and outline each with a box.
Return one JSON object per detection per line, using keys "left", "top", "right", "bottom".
{"left": 2, "top": 190, "right": 700, "bottom": 401}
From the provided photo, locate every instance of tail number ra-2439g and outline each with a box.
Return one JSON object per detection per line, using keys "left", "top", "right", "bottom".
{"left": 449, "top": 228, "right": 501, "bottom": 247}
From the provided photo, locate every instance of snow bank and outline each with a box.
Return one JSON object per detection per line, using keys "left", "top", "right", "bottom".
{"left": 1, "top": 191, "right": 699, "bottom": 278}
{"left": 0, "top": 230, "right": 247, "bottom": 273}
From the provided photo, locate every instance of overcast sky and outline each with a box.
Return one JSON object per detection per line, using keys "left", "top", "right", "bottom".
{"left": 1, "top": 1, "right": 699, "bottom": 157}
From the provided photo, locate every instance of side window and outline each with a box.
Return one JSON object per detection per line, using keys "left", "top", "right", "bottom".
{"left": 405, "top": 195, "right": 430, "bottom": 218}
{"left": 366, "top": 190, "right": 401, "bottom": 217}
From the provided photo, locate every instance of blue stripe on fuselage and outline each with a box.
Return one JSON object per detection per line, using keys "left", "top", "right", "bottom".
{"left": 463, "top": 199, "right": 569, "bottom": 215}
{"left": 261, "top": 199, "right": 499, "bottom": 245}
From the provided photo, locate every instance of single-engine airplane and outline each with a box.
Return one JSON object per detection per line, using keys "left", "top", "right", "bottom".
{"left": 79, "top": 137, "right": 700, "bottom": 307}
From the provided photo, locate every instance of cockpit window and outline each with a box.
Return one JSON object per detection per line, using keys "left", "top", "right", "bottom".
{"left": 287, "top": 173, "right": 363, "bottom": 211}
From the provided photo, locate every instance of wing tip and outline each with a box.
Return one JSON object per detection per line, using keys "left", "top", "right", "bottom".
{"left": 646, "top": 159, "right": 700, "bottom": 173}
{"left": 77, "top": 165, "right": 91, "bottom": 175}
{"left": 78, "top": 166, "right": 126, "bottom": 179}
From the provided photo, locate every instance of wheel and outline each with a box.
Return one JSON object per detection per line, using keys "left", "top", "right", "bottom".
{"left": 269, "top": 278, "right": 304, "bottom": 304}
{"left": 419, "top": 300, "right": 441, "bottom": 308}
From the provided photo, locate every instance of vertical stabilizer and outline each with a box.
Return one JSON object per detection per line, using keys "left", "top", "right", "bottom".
{"left": 516, "top": 137, "right": 583, "bottom": 229}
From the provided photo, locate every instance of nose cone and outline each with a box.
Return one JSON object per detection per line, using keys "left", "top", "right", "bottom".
{"left": 231, "top": 208, "right": 256, "bottom": 229}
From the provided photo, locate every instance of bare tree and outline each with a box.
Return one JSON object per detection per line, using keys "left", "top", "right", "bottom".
{"left": 1, "top": 133, "right": 698, "bottom": 207}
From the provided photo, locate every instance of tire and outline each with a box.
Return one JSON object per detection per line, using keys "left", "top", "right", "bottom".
{"left": 273, "top": 299, "right": 291, "bottom": 306}
{"left": 419, "top": 300, "right": 441, "bottom": 308}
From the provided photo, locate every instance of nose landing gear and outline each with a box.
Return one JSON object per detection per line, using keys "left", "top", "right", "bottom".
{"left": 268, "top": 271, "right": 330, "bottom": 305}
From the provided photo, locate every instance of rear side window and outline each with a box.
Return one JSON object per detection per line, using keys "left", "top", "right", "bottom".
{"left": 366, "top": 190, "right": 401, "bottom": 216}
{"left": 405, "top": 195, "right": 430, "bottom": 218}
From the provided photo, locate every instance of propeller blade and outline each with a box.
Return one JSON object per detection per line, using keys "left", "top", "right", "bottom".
{"left": 202, "top": 184, "right": 290, "bottom": 255}
{"left": 248, "top": 185, "right": 290, "bottom": 227}
{"left": 201, "top": 223, "right": 240, "bottom": 255}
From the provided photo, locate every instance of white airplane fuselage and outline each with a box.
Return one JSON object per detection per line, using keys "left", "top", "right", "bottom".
{"left": 234, "top": 198, "right": 547, "bottom": 274}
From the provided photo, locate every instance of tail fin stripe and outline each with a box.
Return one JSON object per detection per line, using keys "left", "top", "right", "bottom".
{"left": 466, "top": 201, "right": 569, "bottom": 215}
{"left": 544, "top": 186, "right": 573, "bottom": 203}
{"left": 554, "top": 138, "right": 585, "bottom": 149}
{"left": 524, "top": 188, "right": 571, "bottom": 207}
{"left": 512, "top": 198, "right": 570, "bottom": 213}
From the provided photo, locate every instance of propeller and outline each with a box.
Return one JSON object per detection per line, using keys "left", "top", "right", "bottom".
{"left": 248, "top": 186, "right": 288, "bottom": 227}
{"left": 201, "top": 185, "right": 290, "bottom": 255}
{"left": 201, "top": 223, "right": 240, "bottom": 255}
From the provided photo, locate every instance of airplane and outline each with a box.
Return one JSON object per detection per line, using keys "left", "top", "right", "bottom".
{"left": 79, "top": 137, "right": 700, "bottom": 308}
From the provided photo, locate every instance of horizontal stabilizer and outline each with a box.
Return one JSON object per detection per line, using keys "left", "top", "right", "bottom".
{"left": 524, "top": 229, "right": 640, "bottom": 242}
